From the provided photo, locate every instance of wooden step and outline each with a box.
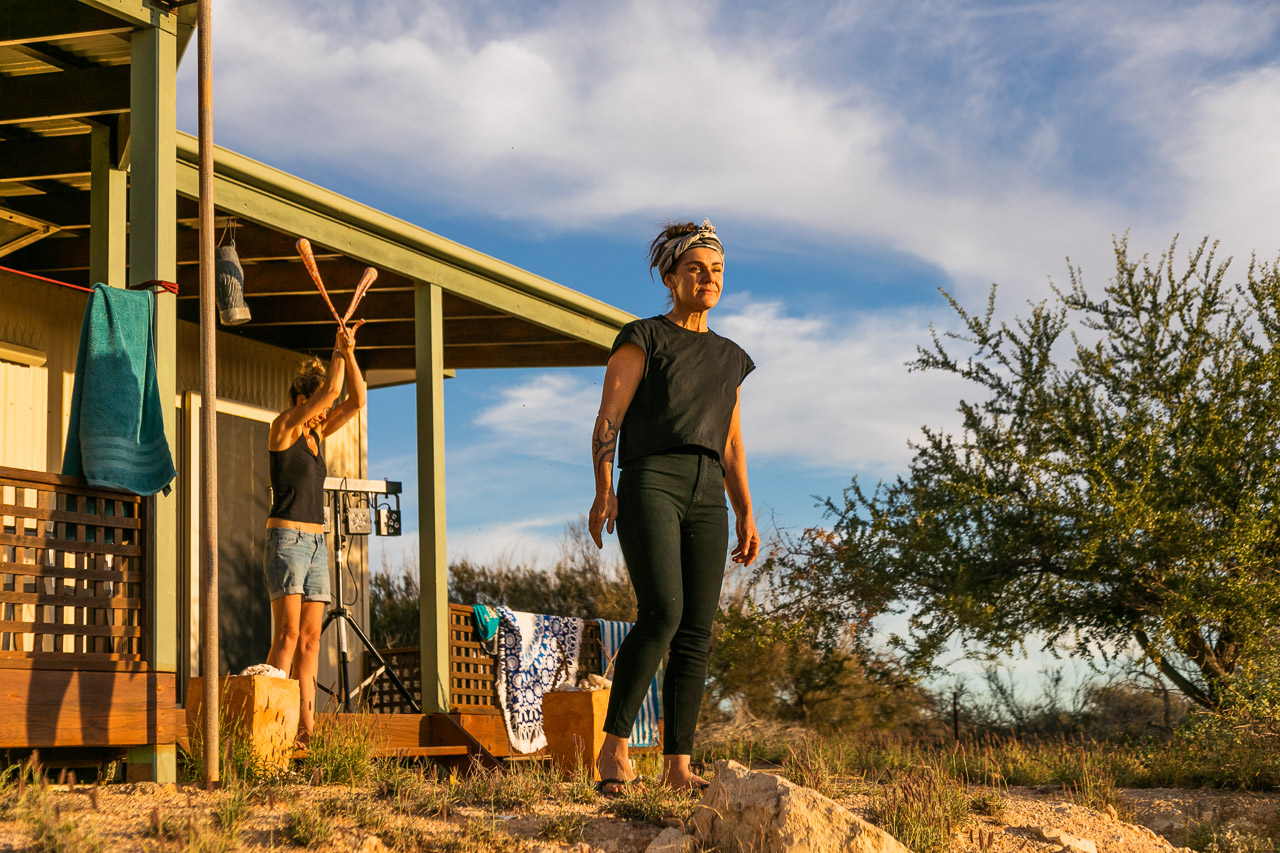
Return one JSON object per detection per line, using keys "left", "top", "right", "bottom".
{"left": 375, "top": 745, "right": 470, "bottom": 758}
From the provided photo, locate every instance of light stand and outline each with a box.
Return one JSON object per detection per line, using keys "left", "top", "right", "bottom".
{"left": 319, "top": 476, "right": 418, "bottom": 713}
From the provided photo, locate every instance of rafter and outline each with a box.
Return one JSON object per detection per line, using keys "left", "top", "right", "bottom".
{"left": 0, "top": 1, "right": 133, "bottom": 47}
{"left": 9, "top": 42, "right": 99, "bottom": 71}
{"left": 0, "top": 65, "right": 130, "bottom": 124}
{"left": 1, "top": 189, "right": 90, "bottom": 230}
{"left": 0, "top": 136, "right": 92, "bottom": 182}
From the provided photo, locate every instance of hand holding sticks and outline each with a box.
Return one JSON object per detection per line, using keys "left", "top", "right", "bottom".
{"left": 295, "top": 237, "right": 379, "bottom": 331}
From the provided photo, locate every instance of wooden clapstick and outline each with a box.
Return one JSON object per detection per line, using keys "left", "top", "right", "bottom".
{"left": 342, "top": 267, "right": 377, "bottom": 324}
{"left": 295, "top": 237, "right": 342, "bottom": 324}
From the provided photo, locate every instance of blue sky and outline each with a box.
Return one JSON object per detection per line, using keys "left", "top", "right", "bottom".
{"left": 178, "top": 0, "right": 1280, "bottom": 672}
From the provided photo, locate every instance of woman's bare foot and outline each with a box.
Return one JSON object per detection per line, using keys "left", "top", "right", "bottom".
{"left": 661, "top": 755, "right": 709, "bottom": 794}
{"left": 596, "top": 733, "right": 638, "bottom": 795}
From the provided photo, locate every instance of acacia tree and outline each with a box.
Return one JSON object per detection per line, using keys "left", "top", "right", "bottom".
{"left": 766, "top": 237, "right": 1280, "bottom": 708}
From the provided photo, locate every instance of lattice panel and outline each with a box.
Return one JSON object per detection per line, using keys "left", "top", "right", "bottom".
{"left": 0, "top": 466, "right": 147, "bottom": 670}
{"left": 366, "top": 604, "right": 604, "bottom": 715}
{"left": 364, "top": 645, "right": 421, "bottom": 714}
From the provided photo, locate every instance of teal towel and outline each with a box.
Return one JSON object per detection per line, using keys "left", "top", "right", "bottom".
{"left": 62, "top": 284, "right": 176, "bottom": 495}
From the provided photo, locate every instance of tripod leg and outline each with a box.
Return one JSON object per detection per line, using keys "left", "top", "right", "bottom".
{"left": 345, "top": 616, "right": 422, "bottom": 714}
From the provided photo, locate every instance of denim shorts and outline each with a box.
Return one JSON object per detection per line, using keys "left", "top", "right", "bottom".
{"left": 263, "top": 527, "right": 330, "bottom": 603}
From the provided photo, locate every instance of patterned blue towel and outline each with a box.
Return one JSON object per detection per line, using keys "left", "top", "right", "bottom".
{"left": 598, "top": 619, "right": 661, "bottom": 748}
{"left": 494, "top": 606, "right": 584, "bottom": 754}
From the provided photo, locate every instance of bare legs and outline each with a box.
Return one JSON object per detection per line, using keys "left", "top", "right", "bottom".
{"left": 266, "top": 595, "right": 326, "bottom": 744}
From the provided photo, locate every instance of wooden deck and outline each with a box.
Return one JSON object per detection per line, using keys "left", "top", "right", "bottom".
{"left": 365, "top": 605, "right": 660, "bottom": 759}
{"left": 0, "top": 466, "right": 174, "bottom": 751}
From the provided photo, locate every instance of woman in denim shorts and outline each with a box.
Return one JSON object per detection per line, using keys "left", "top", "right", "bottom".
{"left": 588, "top": 220, "right": 759, "bottom": 794}
{"left": 265, "top": 323, "right": 365, "bottom": 744}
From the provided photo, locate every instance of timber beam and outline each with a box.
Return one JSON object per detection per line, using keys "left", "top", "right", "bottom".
{"left": 0, "top": 136, "right": 92, "bottom": 182}
{"left": 174, "top": 161, "right": 621, "bottom": 350}
{"left": 9, "top": 42, "right": 101, "bottom": 71}
{"left": 2, "top": 190, "right": 91, "bottom": 230}
{"left": 0, "top": 1, "right": 132, "bottom": 47}
{"left": 0, "top": 65, "right": 131, "bottom": 124}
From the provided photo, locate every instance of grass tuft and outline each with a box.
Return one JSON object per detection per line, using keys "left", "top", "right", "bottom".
{"left": 285, "top": 799, "right": 335, "bottom": 848}
{"left": 873, "top": 767, "right": 970, "bottom": 853}
{"left": 301, "top": 714, "right": 381, "bottom": 787}
{"left": 607, "top": 783, "right": 697, "bottom": 827}
{"left": 538, "top": 811, "right": 588, "bottom": 843}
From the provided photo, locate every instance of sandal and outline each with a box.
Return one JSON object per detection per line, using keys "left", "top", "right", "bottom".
{"left": 594, "top": 777, "right": 641, "bottom": 798}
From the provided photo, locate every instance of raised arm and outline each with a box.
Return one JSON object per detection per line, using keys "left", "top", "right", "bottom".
{"left": 270, "top": 333, "right": 346, "bottom": 450}
{"left": 322, "top": 321, "right": 367, "bottom": 438}
{"left": 723, "top": 389, "right": 759, "bottom": 565}
{"left": 589, "top": 343, "right": 644, "bottom": 548}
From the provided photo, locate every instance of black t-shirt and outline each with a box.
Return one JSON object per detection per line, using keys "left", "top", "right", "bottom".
{"left": 610, "top": 315, "right": 754, "bottom": 466}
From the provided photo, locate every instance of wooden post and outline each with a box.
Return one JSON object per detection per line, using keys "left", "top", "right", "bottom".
{"left": 125, "top": 21, "right": 179, "bottom": 785}
{"left": 415, "top": 282, "right": 449, "bottom": 714}
{"left": 89, "top": 123, "right": 125, "bottom": 289}
{"left": 196, "top": 0, "right": 220, "bottom": 789}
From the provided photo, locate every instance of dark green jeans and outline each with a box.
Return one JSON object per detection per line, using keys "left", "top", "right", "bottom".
{"left": 604, "top": 449, "right": 728, "bottom": 755}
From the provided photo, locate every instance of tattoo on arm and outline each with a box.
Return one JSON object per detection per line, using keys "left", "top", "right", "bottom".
{"left": 592, "top": 417, "right": 618, "bottom": 474}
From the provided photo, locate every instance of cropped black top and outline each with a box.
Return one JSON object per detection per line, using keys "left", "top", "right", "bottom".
{"left": 268, "top": 430, "right": 326, "bottom": 524}
{"left": 609, "top": 315, "right": 754, "bottom": 466}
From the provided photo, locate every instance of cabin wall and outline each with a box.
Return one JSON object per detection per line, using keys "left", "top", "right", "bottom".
{"left": 0, "top": 270, "right": 370, "bottom": 705}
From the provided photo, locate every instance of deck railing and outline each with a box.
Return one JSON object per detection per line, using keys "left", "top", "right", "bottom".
{"left": 0, "top": 466, "right": 148, "bottom": 671}
{"left": 365, "top": 603, "right": 604, "bottom": 714}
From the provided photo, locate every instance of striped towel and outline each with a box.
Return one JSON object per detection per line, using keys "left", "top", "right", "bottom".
{"left": 493, "top": 607, "right": 584, "bottom": 754}
{"left": 598, "top": 620, "right": 661, "bottom": 748}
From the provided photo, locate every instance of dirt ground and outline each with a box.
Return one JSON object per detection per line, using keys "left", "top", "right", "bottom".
{"left": 0, "top": 774, "right": 1277, "bottom": 852}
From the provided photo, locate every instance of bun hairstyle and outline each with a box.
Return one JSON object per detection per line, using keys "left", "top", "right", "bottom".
{"left": 289, "top": 357, "right": 326, "bottom": 405}
{"left": 647, "top": 218, "right": 723, "bottom": 289}
{"left": 647, "top": 221, "right": 702, "bottom": 280}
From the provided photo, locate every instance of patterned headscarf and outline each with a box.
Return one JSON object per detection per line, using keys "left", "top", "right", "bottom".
{"left": 654, "top": 219, "right": 723, "bottom": 278}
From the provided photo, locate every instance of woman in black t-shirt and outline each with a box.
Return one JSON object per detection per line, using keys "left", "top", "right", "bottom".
{"left": 588, "top": 220, "right": 759, "bottom": 794}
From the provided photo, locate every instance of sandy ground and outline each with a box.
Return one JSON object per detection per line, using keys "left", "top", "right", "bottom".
{"left": 0, "top": 775, "right": 1276, "bottom": 852}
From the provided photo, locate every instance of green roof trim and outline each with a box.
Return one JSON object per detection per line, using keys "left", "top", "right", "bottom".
{"left": 174, "top": 133, "right": 634, "bottom": 349}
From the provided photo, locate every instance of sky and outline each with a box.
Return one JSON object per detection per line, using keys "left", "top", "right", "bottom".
{"left": 177, "top": 0, "right": 1280, "bottom": 676}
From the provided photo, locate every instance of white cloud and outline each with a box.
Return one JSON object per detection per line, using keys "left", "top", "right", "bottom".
{"left": 1163, "top": 67, "right": 1280, "bottom": 266}
{"left": 183, "top": 0, "right": 1239, "bottom": 299}
{"left": 470, "top": 297, "right": 965, "bottom": 473}
{"left": 473, "top": 374, "right": 600, "bottom": 464}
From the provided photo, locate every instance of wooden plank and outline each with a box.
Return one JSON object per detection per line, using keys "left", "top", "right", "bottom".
{"left": 363, "top": 341, "right": 608, "bottom": 372}
{"left": 0, "top": 135, "right": 91, "bottom": 182}
{"left": 382, "top": 745, "right": 469, "bottom": 758}
{"left": 0, "top": 590, "right": 141, "bottom": 608}
{"left": 0, "top": 620, "right": 141, "bottom": 639}
{"left": 0, "top": 502, "right": 143, "bottom": 529}
{"left": 453, "top": 713, "right": 512, "bottom": 758}
{"left": 0, "top": 64, "right": 131, "bottom": 125}
{"left": 0, "top": 1, "right": 133, "bottom": 47}
{"left": 174, "top": 159, "right": 621, "bottom": 350}
{"left": 0, "top": 562, "right": 143, "bottom": 583}
{"left": 0, "top": 467, "right": 145, "bottom": 501}
{"left": 0, "top": 669, "right": 177, "bottom": 747}
{"left": 0, "top": 532, "right": 141, "bottom": 557}
{"left": 0, "top": 654, "right": 147, "bottom": 672}
{"left": 0, "top": 190, "right": 90, "bottom": 230}
{"left": 80, "top": 0, "right": 178, "bottom": 32}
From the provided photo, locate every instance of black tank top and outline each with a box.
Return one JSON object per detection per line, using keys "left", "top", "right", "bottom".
{"left": 268, "top": 430, "right": 326, "bottom": 524}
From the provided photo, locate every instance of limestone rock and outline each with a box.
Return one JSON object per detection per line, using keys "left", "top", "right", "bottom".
{"left": 1035, "top": 826, "right": 1098, "bottom": 853}
{"left": 355, "top": 835, "right": 389, "bottom": 853}
{"left": 691, "top": 760, "right": 912, "bottom": 853}
{"left": 646, "top": 827, "right": 695, "bottom": 853}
